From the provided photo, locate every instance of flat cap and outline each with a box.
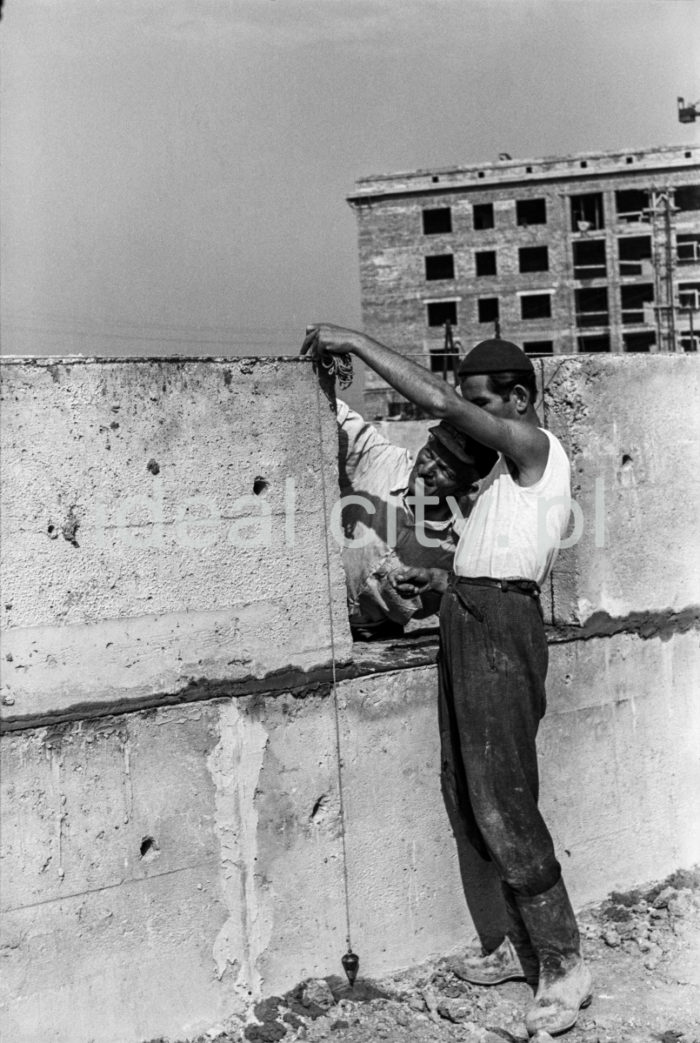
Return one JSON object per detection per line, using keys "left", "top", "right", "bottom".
{"left": 457, "top": 338, "right": 534, "bottom": 377}
{"left": 429, "top": 421, "right": 498, "bottom": 478}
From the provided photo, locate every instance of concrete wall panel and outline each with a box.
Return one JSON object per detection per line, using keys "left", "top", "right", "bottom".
{"left": 2, "top": 627, "right": 698, "bottom": 1042}
{"left": 542, "top": 354, "right": 700, "bottom": 623}
{"left": 0, "top": 358, "right": 352, "bottom": 723}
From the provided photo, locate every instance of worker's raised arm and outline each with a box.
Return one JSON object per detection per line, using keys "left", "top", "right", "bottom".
{"left": 301, "top": 324, "right": 547, "bottom": 477}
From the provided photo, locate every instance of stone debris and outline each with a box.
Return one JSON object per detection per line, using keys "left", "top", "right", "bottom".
{"left": 301, "top": 980, "right": 336, "bottom": 1012}
{"left": 157, "top": 867, "right": 700, "bottom": 1043}
{"left": 436, "top": 996, "right": 472, "bottom": 1022}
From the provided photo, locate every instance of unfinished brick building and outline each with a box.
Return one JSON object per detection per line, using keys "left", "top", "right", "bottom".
{"left": 347, "top": 143, "right": 700, "bottom": 418}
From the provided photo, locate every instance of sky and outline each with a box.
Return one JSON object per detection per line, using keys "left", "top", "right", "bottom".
{"left": 1, "top": 0, "right": 699, "bottom": 406}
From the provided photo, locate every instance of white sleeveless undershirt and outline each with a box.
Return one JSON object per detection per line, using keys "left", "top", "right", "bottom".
{"left": 453, "top": 429, "right": 571, "bottom": 587}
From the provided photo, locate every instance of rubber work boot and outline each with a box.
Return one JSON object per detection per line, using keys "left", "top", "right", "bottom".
{"left": 517, "top": 877, "right": 593, "bottom": 1036}
{"left": 449, "top": 883, "right": 538, "bottom": 986}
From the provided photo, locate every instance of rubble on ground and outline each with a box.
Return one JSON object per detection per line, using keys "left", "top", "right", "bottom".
{"left": 146, "top": 868, "right": 700, "bottom": 1043}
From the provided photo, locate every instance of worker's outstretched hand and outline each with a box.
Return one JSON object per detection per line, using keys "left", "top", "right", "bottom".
{"left": 301, "top": 324, "right": 363, "bottom": 360}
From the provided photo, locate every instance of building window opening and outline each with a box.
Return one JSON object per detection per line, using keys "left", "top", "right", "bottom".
{"left": 623, "top": 331, "right": 656, "bottom": 353}
{"left": 427, "top": 300, "right": 458, "bottom": 327}
{"left": 473, "top": 203, "right": 494, "bottom": 230}
{"left": 573, "top": 240, "right": 606, "bottom": 279}
{"left": 677, "top": 234, "right": 700, "bottom": 264}
{"left": 620, "top": 283, "right": 654, "bottom": 325}
{"left": 475, "top": 250, "right": 497, "bottom": 276}
{"left": 519, "top": 246, "right": 549, "bottom": 272}
{"left": 478, "top": 298, "right": 499, "bottom": 323}
{"left": 618, "top": 236, "right": 652, "bottom": 276}
{"left": 615, "top": 189, "right": 650, "bottom": 224}
{"left": 523, "top": 340, "right": 554, "bottom": 354}
{"left": 425, "top": 254, "right": 455, "bottom": 281}
{"left": 422, "top": 207, "right": 452, "bottom": 235}
{"left": 570, "top": 192, "right": 605, "bottom": 232}
{"left": 577, "top": 334, "right": 611, "bottom": 353}
{"left": 680, "top": 332, "right": 699, "bottom": 352}
{"left": 521, "top": 294, "right": 552, "bottom": 320}
{"left": 575, "top": 287, "right": 608, "bottom": 327}
{"left": 516, "top": 198, "right": 547, "bottom": 226}
{"left": 678, "top": 283, "right": 700, "bottom": 310}
{"left": 675, "top": 185, "right": 700, "bottom": 211}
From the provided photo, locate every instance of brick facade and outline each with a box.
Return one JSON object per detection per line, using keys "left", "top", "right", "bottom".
{"left": 347, "top": 144, "right": 700, "bottom": 417}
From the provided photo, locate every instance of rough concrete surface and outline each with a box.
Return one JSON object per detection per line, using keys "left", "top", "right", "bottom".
{"left": 140, "top": 869, "right": 700, "bottom": 1043}
{"left": 541, "top": 354, "right": 700, "bottom": 625}
{"left": 0, "top": 358, "right": 352, "bottom": 723}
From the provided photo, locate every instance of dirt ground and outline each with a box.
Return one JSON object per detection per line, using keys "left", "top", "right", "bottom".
{"left": 152, "top": 868, "right": 700, "bottom": 1043}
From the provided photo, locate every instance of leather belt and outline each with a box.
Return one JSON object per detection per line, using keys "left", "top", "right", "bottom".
{"left": 452, "top": 575, "right": 541, "bottom": 598}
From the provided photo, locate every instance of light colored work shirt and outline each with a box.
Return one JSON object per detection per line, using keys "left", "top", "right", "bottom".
{"left": 336, "top": 401, "right": 459, "bottom": 627}
{"left": 453, "top": 429, "right": 571, "bottom": 587}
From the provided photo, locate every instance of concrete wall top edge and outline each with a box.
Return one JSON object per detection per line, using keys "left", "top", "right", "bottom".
{"left": 0, "top": 355, "right": 311, "bottom": 367}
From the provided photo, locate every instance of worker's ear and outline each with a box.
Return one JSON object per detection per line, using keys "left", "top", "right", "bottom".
{"left": 511, "top": 383, "right": 530, "bottom": 413}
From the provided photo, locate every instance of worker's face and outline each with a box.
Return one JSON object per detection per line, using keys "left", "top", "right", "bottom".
{"left": 459, "top": 374, "right": 517, "bottom": 419}
{"left": 408, "top": 438, "right": 476, "bottom": 501}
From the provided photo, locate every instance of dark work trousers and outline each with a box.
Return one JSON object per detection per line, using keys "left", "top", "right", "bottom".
{"left": 438, "top": 577, "right": 561, "bottom": 898}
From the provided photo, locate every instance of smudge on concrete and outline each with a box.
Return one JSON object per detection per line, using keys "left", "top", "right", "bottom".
{"left": 549, "top": 605, "right": 700, "bottom": 644}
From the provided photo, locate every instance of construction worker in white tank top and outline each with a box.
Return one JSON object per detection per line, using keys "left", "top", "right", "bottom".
{"left": 302, "top": 325, "right": 592, "bottom": 1038}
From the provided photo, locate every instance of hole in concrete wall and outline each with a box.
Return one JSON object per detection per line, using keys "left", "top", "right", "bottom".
{"left": 310, "top": 795, "right": 328, "bottom": 822}
{"left": 140, "top": 836, "right": 160, "bottom": 860}
{"left": 61, "top": 508, "right": 80, "bottom": 547}
{"left": 621, "top": 454, "right": 633, "bottom": 468}
{"left": 47, "top": 523, "right": 58, "bottom": 540}
{"left": 253, "top": 476, "right": 269, "bottom": 496}
{"left": 146, "top": 458, "right": 160, "bottom": 476}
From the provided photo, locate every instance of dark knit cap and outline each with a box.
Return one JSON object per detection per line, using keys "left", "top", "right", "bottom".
{"left": 457, "top": 338, "right": 534, "bottom": 378}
